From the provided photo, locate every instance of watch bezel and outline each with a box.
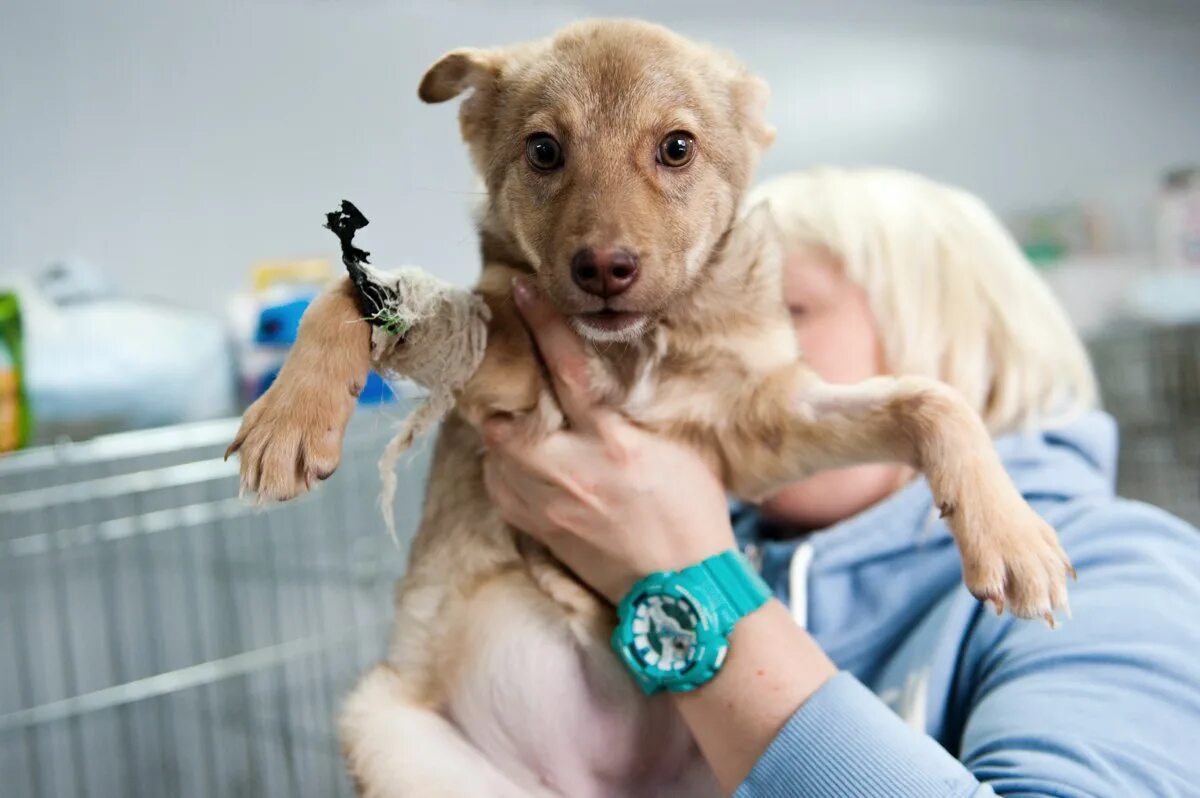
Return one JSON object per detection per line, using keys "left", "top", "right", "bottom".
{"left": 613, "top": 572, "right": 728, "bottom": 694}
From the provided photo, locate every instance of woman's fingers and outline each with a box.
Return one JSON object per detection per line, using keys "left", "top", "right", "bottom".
{"left": 511, "top": 277, "right": 608, "bottom": 431}
{"left": 483, "top": 422, "right": 612, "bottom": 534}
{"left": 484, "top": 421, "right": 588, "bottom": 496}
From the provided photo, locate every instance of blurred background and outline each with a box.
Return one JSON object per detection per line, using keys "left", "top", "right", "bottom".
{"left": 1, "top": 1, "right": 1198, "bottom": 796}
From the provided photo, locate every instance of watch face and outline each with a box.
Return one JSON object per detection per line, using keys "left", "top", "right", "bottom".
{"left": 629, "top": 592, "right": 702, "bottom": 674}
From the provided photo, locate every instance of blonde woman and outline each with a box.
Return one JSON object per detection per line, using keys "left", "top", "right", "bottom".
{"left": 483, "top": 168, "right": 1200, "bottom": 796}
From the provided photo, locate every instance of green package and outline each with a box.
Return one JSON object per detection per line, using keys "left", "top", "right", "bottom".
{"left": 0, "top": 292, "right": 33, "bottom": 450}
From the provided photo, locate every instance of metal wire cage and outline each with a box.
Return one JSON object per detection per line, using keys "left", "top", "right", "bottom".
{"left": 1088, "top": 322, "right": 1200, "bottom": 527}
{"left": 0, "top": 407, "right": 430, "bottom": 798}
{"left": 1, "top": 324, "right": 1196, "bottom": 798}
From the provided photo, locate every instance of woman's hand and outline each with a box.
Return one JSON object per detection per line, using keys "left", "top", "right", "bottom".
{"left": 481, "top": 278, "right": 737, "bottom": 603}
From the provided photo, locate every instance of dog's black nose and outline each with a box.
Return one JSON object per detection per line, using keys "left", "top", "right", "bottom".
{"left": 570, "top": 248, "right": 639, "bottom": 298}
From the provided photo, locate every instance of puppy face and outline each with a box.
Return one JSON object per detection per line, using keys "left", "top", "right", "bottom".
{"left": 420, "top": 20, "right": 774, "bottom": 342}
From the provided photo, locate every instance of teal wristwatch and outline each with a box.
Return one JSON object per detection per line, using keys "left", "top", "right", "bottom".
{"left": 612, "top": 550, "right": 772, "bottom": 695}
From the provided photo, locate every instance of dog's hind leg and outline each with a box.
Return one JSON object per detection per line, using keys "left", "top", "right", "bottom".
{"left": 340, "top": 663, "right": 556, "bottom": 798}
{"left": 723, "top": 367, "right": 1073, "bottom": 624}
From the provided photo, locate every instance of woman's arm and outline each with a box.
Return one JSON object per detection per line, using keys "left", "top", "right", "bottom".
{"left": 731, "top": 501, "right": 1200, "bottom": 798}
{"left": 670, "top": 601, "right": 836, "bottom": 794}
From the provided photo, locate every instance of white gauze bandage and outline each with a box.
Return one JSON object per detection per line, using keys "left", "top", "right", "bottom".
{"left": 362, "top": 265, "right": 490, "bottom": 543}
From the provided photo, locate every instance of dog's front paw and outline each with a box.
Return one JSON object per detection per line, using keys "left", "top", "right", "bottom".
{"left": 953, "top": 496, "right": 1074, "bottom": 626}
{"left": 225, "top": 374, "right": 359, "bottom": 502}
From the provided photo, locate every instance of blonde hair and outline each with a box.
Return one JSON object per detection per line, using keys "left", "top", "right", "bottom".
{"left": 747, "top": 167, "right": 1097, "bottom": 435}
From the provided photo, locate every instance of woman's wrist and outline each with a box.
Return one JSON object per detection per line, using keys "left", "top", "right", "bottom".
{"left": 670, "top": 600, "right": 837, "bottom": 795}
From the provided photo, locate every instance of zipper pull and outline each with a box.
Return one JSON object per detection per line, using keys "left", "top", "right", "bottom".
{"left": 743, "top": 542, "right": 763, "bottom": 572}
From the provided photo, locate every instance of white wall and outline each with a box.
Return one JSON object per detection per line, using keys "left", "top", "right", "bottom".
{"left": 2, "top": 0, "right": 1198, "bottom": 314}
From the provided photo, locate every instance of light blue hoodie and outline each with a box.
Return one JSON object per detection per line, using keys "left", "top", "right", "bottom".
{"left": 731, "top": 412, "right": 1200, "bottom": 797}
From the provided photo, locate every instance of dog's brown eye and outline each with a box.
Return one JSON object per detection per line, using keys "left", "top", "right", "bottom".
{"left": 526, "top": 133, "right": 564, "bottom": 171}
{"left": 657, "top": 131, "right": 696, "bottom": 167}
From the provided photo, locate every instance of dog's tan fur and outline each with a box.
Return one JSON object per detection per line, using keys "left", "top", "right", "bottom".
{"left": 228, "top": 20, "right": 1071, "bottom": 796}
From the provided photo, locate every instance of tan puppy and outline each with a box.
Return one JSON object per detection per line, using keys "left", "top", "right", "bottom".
{"left": 228, "top": 20, "right": 1072, "bottom": 797}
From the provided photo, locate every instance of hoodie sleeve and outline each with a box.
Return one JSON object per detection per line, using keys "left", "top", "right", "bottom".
{"left": 734, "top": 502, "right": 1200, "bottom": 797}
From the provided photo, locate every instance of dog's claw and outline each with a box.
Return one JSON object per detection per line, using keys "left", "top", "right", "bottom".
{"left": 958, "top": 497, "right": 1072, "bottom": 624}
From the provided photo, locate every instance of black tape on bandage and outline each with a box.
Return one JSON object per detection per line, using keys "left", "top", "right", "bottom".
{"left": 323, "top": 199, "right": 396, "bottom": 327}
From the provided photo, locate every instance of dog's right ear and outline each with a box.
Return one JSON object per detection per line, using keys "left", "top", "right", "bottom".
{"left": 418, "top": 48, "right": 500, "bottom": 104}
{"left": 418, "top": 48, "right": 506, "bottom": 173}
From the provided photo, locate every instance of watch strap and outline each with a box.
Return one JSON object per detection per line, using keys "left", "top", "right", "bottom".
{"left": 680, "top": 550, "right": 772, "bottom": 631}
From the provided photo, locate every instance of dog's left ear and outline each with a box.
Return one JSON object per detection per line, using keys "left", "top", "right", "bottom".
{"left": 729, "top": 201, "right": 782, "bottom": 260}
{"left": 715, "top": 201, "right": 784, "bottom": 290}
{"left": 732, "top": 74, "right": 777, "bottom": 150}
